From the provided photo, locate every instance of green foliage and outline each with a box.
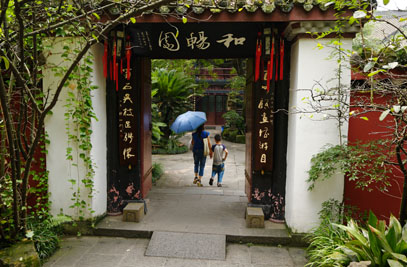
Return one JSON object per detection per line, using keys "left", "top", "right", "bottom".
{"left": 151, "top": 89, "right": 167, "bottom": 144}
{"left": 305, "top": 199, "right": 363, "bottom": 267}
{"left": 227, "top": 76, "right": 245, "bottom": 111}
{"left": 307, "top": 142, "right": 393, "bottom": 192}
{"left": 235, "top": 135, "right": 245, "bottom": 144}
{"left": 152, "top": 136, "right": 188, "bottom": 154}
{"left": 152, "top": 68, "right": 198, "bottom": 140}
{"left": 61, "top": 42, "right": 97, "bottom": 220}
{"left": 306, "top": 221, "right": 351, "bottom": 267}
{"left": 27, "top": 215, "right": 72, "bottom": 260}
{"left": 335, "top": 211, "right": 407, "bottom": 266}
{"left": 152, "top": 162, "right": 164, "bottom": 184}
{"left": 352, "top": 21, "right": 407, "bottom": 70}
{"left": 222, "top": 110, "right": 245, "bottom": 137}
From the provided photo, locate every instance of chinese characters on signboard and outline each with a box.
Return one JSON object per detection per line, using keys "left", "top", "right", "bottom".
{"left": 158, "top": 30, "right": 246, "bottom": 52}
{"left": 118, "top": 81, "right": 137, "bottom": 166}
{"left": 128, "top": 23, "right": 257, "bottom": 58}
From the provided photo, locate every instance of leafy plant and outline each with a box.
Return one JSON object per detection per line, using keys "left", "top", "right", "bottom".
{"left": 335, "top": 211, "right": 407, "bottom": 266}
{"left": 152, "top": 163, "right": 164, "bottom": 184}
{"left": 152, "top": 136, "right": 188, "bottom": 155}
{"left": 222, "top": 110, "right": 245, "bottom": 136}
{"left": 307, "top": 142, "right": 392, "bottom": 192}
{"left": 306, "top": 199, "right": 360, "bottom": 267}
{"left": 151, "top": 68, "right": 199, "bottom": 140}
{"left": 151, "top": 89, "right": 166, "bottom": 144}
{"left": 27, "top": 215, "right": 72, "bottom": 260}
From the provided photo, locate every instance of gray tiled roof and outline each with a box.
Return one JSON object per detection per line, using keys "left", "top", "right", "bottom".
{"left": 371, "top": 10, "right": 407, "bottom": 42}
{"left": 140, "top": 0, "right": 331, "bottom": 15}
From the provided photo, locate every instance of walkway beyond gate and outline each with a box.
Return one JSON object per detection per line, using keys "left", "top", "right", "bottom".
{"left": 95, "top": 130, "right": 295, "bottom": 245}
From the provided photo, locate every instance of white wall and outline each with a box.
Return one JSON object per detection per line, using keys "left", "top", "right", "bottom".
{"left": 44, "top": 38, "right": 107, "bottom": 218}
{"left": 285, "top": 38, "right": 352, "bottom": 233}
{"left": 89, "top": 44, "right": 107, "bottom": 217}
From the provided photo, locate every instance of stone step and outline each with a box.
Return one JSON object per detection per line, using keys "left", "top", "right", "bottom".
{"left": 93, "top": 224, "right": 305, "bottom": 246}
{"left": 145, "top": 231, "right": 226, "bottom": 260}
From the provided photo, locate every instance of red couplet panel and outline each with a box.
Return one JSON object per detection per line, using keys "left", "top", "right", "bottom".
{"left": 346, "top": 92, "right": 401, "bottom": 221}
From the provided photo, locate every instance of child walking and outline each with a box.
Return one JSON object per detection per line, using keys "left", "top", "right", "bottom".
{"left": 209, "top": 134, "right": 228, "bottom": 187}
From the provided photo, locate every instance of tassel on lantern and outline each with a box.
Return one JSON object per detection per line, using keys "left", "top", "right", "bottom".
{"left": 267, "top": 35, "right": 275, "bottom": 92}
{"left": 110, "top": 59, "right": 113, "bottom": 80}
{"left": 126, "top": 36, "right": 131, "bottom": 81}
{"left": 116, "top": 63, "right": 119, "bottom": 91}
{"left": 113, "top": 37, "right": 117, "bottom": 81}
{"left": 255, "top": 32, "right": 262, "bottom": 82}
{"left": 279, "top": 35, "right": 285, "bottom": 81}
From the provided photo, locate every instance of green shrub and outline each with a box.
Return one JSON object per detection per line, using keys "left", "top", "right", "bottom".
{"left": 222, "top": 110, "right": 245, "bottom": 135}
{"left": 152, "top": 136, "right": 188, "bottom": 154}
{"left": 221, "top": 128, "right": 230, "bottom": 139}
{"left": 27, "top": 215, "right": 72, "bottom": 261}
{"left": 152, "top": 163, "right": 164, "bottom": 184}
{"left": 235, "top": 135, "right": 245, "bottom": 144}
{"left": 307, "top": 142, "right": 392, "bottom": 192}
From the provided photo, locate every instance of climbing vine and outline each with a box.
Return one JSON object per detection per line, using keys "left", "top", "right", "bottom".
{"left": 62, "top": 42, "right": 98, "bottom": 219}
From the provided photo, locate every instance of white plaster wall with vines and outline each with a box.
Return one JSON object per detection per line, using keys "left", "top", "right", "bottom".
{"left": 44, "top": 38, "right": 106, "bottom": 219}
{"left": 286, "top": 37, "right": 353, "bottom": 233}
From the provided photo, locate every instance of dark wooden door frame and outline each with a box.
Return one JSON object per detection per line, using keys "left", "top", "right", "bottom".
{"left": 105, "top": 23, "right": 289, "bottom": 222}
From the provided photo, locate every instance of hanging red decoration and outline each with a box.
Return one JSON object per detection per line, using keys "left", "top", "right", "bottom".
{"left": 110, "top": 60, "right": 112, "bottom": 80}
{"left": 113, "top": 38, "right": 117, "bottom": 82}
{"left": 103, "top": 40, "right": 108, "bottom": 78}
{"left": 120, "top": 58, "right": 123, "bottom": 75}
{"left": 279, "top": 36, "right": 285, "bottom": 81}
{"left": 255, "top": 32, "right": 262, "bottom": 82}
{"left": 116, "top": 63, "right": 119, "bottom": 91}
{"left": 267, "top": 35, "right": 275, "bottom": 92}
{"left": 126, "top": 36, "right": 131, "bottom": 81}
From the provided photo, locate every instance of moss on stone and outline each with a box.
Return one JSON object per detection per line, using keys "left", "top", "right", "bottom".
{"left": 0, "top": 241, "right": 40, "bottom": 267}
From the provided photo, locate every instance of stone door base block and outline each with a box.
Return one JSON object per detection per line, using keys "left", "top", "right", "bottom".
{"left": 246, "top": 207, "right": 264, "bottom": 228}
{"left": 123, "top": 203, "right": 144, "bottom": 222}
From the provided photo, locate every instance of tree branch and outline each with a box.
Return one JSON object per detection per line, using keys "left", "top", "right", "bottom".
{"left": 1, "top": 52, "right": 42, "bottom": 114}
{"left": 25, "top": 2, "right": 116, "bottom": 37}
{"left": 0, "top": 69, "right": 20, "bottom": 236}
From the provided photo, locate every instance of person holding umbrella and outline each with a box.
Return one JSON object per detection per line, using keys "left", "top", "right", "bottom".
{"left": 191, "top": 124, "right": 212, "bottom": 186}
{"left": 170, "top": 111, "right": 212, "bottom": 186}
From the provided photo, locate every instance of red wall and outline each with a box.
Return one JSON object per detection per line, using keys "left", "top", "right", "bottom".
{"left": 345, "top": 93, "right": 402, "bottom": 221}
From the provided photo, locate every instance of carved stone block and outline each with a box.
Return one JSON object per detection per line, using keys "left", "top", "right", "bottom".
{"left": 246, "top": 207, "right": 264, "bottom": 228}
{"left": 123, "top": 203, "right": 144, "bottom": 222}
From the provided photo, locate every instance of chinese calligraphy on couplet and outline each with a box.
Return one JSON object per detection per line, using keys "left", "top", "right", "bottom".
{"left": 118, "top": 81, "right": 137, "bottom": 166}
{"left": 254, "top": 67, "right": 274, "bottom": 171}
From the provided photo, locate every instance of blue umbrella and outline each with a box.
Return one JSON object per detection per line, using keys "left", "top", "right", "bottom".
{"left": 170, "top": 111, "right": 207, "bottom": 134}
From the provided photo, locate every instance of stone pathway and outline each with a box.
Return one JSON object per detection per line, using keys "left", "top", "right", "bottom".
{"left": 44, "top": 236, "right": 307, "bottom": 267}
{"left": 44, "top": 129, "right": 308, "bottom": 266}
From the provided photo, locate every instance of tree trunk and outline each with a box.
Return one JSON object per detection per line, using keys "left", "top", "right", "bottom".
{"left": 396, "top": 145, "right": 407, "bottom": 225}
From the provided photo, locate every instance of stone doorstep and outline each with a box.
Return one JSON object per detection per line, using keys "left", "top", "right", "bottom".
{"left": 123, "top": 203, "right": 144, "bottom": 222}
{"left": 246, "top": 207, "right": 265, "bottom": 228}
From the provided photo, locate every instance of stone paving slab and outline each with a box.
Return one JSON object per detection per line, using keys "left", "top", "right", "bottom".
{"left": 44, "top": 236, "right": 308, "bottom": 267}
{"left": 145, "top": 231, "right": 226, "bottom": 260}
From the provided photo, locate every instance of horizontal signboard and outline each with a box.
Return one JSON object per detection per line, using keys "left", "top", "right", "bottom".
{"left": 128, "top": 22, "right": 260, "bottom": 59}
